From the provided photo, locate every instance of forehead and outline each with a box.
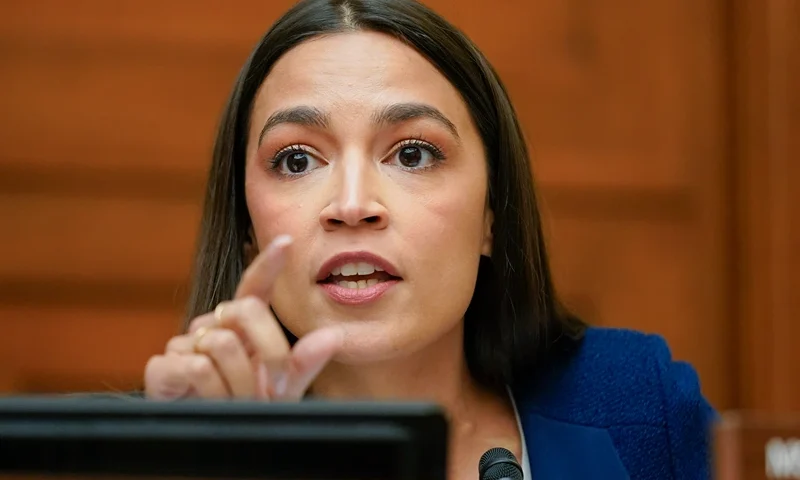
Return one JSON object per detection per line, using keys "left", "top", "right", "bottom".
{"left": 252, "top": 31, "right": 470, "bottom": 125}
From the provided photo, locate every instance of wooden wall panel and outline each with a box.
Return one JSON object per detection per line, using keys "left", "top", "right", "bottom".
{"left": 433, "top": 0, "right": 714, "bottom": 189}
{"left": 0, "top": 0, "right": 272, "bottom": 393}
{"left": 0, "top": 0, "right": 296, "bottom": 46}
{"left": 734, "top": 0, "right": 800, "bottom": 412}
{"left": 0, "top": 41, "right": 245, "bottom": 174}
{"left": 0, "top": 0, "right": 737, "bottom": 411}
{"left": 0, "top": 306, "right": 181, "bottom": 393}
{"left": 541, "top": 196, "right": 731, "bottom": 406}
{"left": 0, "top": 194, "right": 197, "bottom": 284}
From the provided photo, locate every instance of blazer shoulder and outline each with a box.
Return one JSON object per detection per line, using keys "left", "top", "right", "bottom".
{"left": 517, "top": 327, "right": 716, "bottom": 478}
{"left": 517, "top": 327, "right": 713, "bottom": 429}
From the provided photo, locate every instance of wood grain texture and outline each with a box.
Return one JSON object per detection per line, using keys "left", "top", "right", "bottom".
{"left": 734, "top": 0, "right": 800, "bottom": 412}
{"left": 0, "top": 193, "right": 198, "bottom": 284}
{"left": 0, "top": 31, "right": 243, "bottom": 174}
{"left": 0, "top": 306, "right": 181, "bottom": 393}
{"left": 431, "top": 0, "right": 716, "bottom": 188}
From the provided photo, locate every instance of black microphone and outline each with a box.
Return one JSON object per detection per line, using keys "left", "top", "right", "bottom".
{"left": 479, "top": 447, "right": 524, "bottom": 480}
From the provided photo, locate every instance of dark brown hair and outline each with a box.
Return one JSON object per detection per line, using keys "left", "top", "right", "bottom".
{"left": 184, "top": 0, "right": 587, "bottom": 391}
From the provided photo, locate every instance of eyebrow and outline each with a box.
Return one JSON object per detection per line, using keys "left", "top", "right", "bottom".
{"left": 259, "top": 106, "right": 330, "bottom": 146}
{"left": 371, "top": 102, "right": 460, "bottom": 141}
{"left": 258, "top": 102, "right": 460, "bottom": 146}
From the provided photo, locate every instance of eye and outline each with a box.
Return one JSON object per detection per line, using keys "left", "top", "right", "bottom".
{"left": 388, "top": 139, "right": 446, "bottom": 170}
{"left": 270, "top": 145, "right": 324, "bottom": 176}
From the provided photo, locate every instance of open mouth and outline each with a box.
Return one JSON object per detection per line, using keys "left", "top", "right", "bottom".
{"left": 319, "top": 262, "right": 402, "bottom": 289}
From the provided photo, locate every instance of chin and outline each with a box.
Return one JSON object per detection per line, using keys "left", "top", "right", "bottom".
{"left": 330, "top": 326, "right": 415, "bottom": 365}
{"left": 332, "top": 319, "right": 458, "bottom": 366}
{"left": 278, "top": 302, "right": 465, "bottom": 364}
{"left": 332, "top": 349, "right": 397, "bottom": 366}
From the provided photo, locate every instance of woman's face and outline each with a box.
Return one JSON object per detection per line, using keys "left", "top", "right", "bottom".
{"left": 244, "top": 31, "right": 492, "bottom": 364}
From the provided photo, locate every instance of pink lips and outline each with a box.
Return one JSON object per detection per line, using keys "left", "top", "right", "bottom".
{"left": 319, "top": 280, "right": 399, "bottom": 305}
{"left": 316, "top": 251, "right": 401, "bottom": 306}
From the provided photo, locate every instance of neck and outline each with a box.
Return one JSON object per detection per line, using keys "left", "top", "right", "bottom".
{"left": 311, "top": 323, "right": 482, "bottom": 414}
{"left": 309, "top": 324, "right": 522, "bottom": 479}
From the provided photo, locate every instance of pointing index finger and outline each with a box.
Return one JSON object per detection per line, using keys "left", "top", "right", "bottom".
{"left": 235, "top": 235, "right": 293, "bottom": 301}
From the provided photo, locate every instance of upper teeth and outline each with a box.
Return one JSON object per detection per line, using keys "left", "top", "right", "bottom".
{"left": 331, "top": 262, "right": 384, "bottom": 276}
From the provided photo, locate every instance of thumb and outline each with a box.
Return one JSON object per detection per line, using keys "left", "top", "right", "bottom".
{"left": 280, "top": 327, "right": 344, "bottom": 400}
{"left": 144, "top": 355, "right": 192, "bottom": 400}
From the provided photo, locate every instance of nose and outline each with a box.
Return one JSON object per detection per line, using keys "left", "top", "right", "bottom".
{"left": 319, "top": 157, "right": 389, "bottom": 231}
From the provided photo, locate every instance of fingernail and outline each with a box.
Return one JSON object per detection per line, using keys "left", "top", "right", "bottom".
{"left": 257, "top": 363, "right": 269, "bottom": 399}
{"left": 271, "top": 235, "right": 293, "bottom": 249}
{"left": 273, "top": 371, "right": 288, "bottom": 397}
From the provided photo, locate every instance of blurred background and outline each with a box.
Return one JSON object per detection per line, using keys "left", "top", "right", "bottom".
{"left": 0, "top": 0, "right": 797, "bottom": 414}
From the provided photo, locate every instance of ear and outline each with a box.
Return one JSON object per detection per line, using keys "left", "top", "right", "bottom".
{"left": 481, "top": 208, "right": 494, "bottom": 257}
{"left": 242, "top": 225, "right": 259, "bottom": 267}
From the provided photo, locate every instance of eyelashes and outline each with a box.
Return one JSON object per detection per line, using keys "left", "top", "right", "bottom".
{"left": 396, "top": 138, "right": 446, "bottom": 162}
{"left": 267, "top": 137, "right": 448, "bottom": 178}
{"left": 269, "top": 144, "right": 319, "bottom": 175}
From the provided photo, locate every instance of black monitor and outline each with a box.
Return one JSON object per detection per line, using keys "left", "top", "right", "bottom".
{"left": 0, "top": 396, "right": 448, "bottom": 480}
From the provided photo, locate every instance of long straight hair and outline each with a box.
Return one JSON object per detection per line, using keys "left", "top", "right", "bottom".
{"left": 185, "top": 0, "right": 587, "bottom": 391}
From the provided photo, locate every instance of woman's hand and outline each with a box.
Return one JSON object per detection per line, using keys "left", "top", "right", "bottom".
{"left": 144, "top": 236, "right": 343, "bottom": 401}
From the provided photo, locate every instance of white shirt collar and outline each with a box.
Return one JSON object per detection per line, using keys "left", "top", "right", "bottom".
{"left": 507, "top": 386, "right": 532, "bottom": 480}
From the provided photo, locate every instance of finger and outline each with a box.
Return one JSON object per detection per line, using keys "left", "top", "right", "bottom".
{"left": 187, "top": 312, "right": 217, "bottom": 335}
{"left": 235, "top": 235, "right": 293, "bottom": 301}
{"left": 144, "top": 354, "right": 192, "bottom": 400}
{"left": 167, "top": 327, "right": 225, "bottom": 355}
{"left": 184, "top": 354, "right": 230, "bottom": 399}
{"left": 280, "top": 327, "right": 344, "bottom": 400}
{"left": 255, "top": 362, "right": 270, "bottom": 400}
{"left": 195, "top": 328, "right": 256, "bottom": 398}
{"left": 166, "top": 335, "right": 195, "bottom": 354}
{"left": 189, "top": 313, "right": 251, "bottom": 354}
{"left": 217, "top": 296, "right": 291, "bottom": 364}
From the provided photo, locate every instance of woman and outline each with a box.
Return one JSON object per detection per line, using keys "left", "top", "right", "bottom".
{"left": 144, "top": 0, "right": 715, "bottom": 478}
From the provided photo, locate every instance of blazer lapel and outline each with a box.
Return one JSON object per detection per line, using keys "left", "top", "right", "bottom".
{"left": 521, "top": 411, "right": 629, "bottom": 480}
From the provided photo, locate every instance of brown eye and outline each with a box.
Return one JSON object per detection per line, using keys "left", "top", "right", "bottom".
{"left": 286, "top": 152, "right": 310, "bottom": 173}
{"left": 389, "top": 141, "right": 443, "bottom": 170}
{"left": 398, "top": 146, "right": 423, "bottom": 168}
{"left": 271, "top": 146, "right": 324, "bottom": 176}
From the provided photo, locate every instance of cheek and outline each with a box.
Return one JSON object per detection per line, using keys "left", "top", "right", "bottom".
{"left": 413, "top": 180, "right": 487, "bottom": 249}
{"left": 399, "top": 187, "right": 487, "bottom": 330}
{"left": 398, "top": 174, "right": 488, "bottom": 292}
{"left": 245, "top": 173, "right": 312, "bottom": 249}
{"left": 245, "top": 173, "right": 320, "bottom": 313}
{"left": 246, "top": 191, "right": 285, "bottom": 245}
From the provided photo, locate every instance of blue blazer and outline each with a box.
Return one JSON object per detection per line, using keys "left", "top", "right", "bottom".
{"left": 512, "top": 327, "right": 716, "bottom": 479}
